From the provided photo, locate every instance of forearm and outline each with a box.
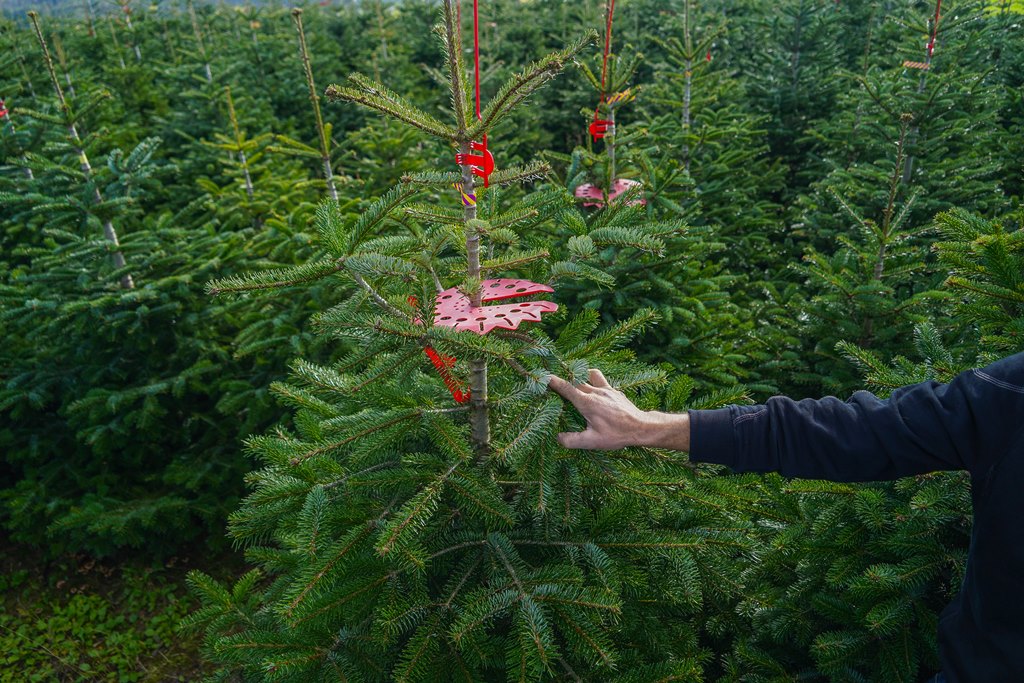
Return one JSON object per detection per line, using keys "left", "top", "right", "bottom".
{"left": 551, "top": 353, "right": 1024, "bottom": 472}
{"left": 637, "top": 410, "right": 691, "bottom": 451}
{"left": 685, "top": 361, "right": 1010, "bottom": 480}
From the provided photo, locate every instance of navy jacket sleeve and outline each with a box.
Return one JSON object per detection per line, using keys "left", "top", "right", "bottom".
{"left": 688, "top": 352, "right": 1024, "bottom": 482}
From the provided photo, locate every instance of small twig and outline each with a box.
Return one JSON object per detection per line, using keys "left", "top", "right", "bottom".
{"left": 351, "top": 272, "right": 410, "bottom": 321}
{"left": 323, "top": 462, "right": 396, "bottom": 490}
{"left": 558, "top": 656, "right": 583, "bottom": 682}
{"left": 292, "top": 8, "right": 339, "bottom": 201}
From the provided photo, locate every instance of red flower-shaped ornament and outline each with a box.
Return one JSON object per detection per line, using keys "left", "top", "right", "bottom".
{"left": 434, "top": 279, "right": 557, "bottom": 334}
{"left": 416, "top": 279, "right": 557, "bottom": 402}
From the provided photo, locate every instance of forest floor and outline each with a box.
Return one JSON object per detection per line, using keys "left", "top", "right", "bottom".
{"left": 0, "top": 533, "right": 246, "bottom": 682}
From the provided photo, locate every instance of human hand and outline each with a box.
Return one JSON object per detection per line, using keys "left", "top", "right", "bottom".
{"left": 547, "top": 369, "right": 652, "bottom": 450}
{"left": 547, "top": 369, "right": 691, "bottom": 451}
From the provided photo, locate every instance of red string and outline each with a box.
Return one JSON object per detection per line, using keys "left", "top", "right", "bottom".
{"left": 927, "top": 0, "right": 942, "bottom": 57}
{"left": 473, "top": 0, "right": 480, "bottom": 120}
{"left": 474, "top": 0, "right": 486, "bottom": 152}
{"left": 599, "top": 0, "right": 616, "bottom": 102}
{"left": 590, "top": 0, "right": 617, "bottom": 133}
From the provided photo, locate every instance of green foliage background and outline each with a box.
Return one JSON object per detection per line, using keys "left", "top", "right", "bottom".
{"left": 1, "top": 0, "right": 1021, "bottom": 680}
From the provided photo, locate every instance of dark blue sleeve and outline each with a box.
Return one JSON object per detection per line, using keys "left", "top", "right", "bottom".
{"left": 688, "top": 352, "right": 1024, "bottom": 482}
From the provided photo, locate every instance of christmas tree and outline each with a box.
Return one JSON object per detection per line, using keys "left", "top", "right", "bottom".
{"left": 0, "top": 10, "right": 336, "bottom": 556}
{"left": 185, "top": 3, "right": 750, "bottom": 679}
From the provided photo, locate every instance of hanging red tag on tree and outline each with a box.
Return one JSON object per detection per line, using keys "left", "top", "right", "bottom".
{"left": 434, "top": 279, "right": 558, "bottom": 335}
{"left": 411, "top": 281, "right": 558, "bottom": 402}
{"left": 455, "top": 0, "right": 496, "bottom": 188}
{"left": 455, "top": 139, "right": 495, "bottom": 187}
{"left": 589, "top": 114, "right": 613, "bottom": 141}
{"left": 575, "top": 178, "right": 646, "bottom": 208}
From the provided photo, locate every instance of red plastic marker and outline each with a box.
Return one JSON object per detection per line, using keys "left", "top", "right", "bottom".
{"left": 433, "top": 278, "right": 558, "bottom": 335}
{"left": 455, "top": 0, "right": 496, "bottom": 188}
{"left": 455, "top": 141, "right": 495, "bottom": 187}
{"left": 590, "top": 115, "right": 613, "bottom": 141}
{"left": 575, "top": 178, "right": 646, "bottom": 208}
{"left": 412, "top": 280, "right": 558, "bottom": 402}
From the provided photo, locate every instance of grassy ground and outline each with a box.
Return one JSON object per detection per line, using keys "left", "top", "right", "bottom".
{"left": 0, "top": 535, "right": 245, "bottom": 682}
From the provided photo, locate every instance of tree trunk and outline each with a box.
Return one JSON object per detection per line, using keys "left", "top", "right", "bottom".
{"left": 460, "top": 141, "right": 490, "bottom": 458}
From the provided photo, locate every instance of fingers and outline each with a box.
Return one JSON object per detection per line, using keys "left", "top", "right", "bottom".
{"left": 547, "top": 374, "right": 595, "bottom": 397}
{"left": 547, "top": 375, "right": 587, "bottom": 403}
{"left": 558, "top": 429, "right": 597, "bottom": 450}
{"left": 588, "top": 368, "right": 611, "bottom": 388}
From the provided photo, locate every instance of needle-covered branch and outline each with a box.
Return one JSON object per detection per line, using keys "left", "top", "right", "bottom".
{"left": 468, "top": 31, "right": 597, "bottom": 140}
{"left": 325, "top": 74, "right": 457, "bottom": 141}
{"left": 205, "top": 259, "right": 346, "bottom": 297}
{"left": 487, "top": 161, "right": 551, "bottom": 187}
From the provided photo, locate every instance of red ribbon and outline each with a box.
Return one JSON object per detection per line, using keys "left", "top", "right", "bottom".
{"left": 590, "top": 0, "right": 617, "bottom": 141}
{"left": 409, "top": 295, "right": 470, "bottom": 403}
{"left": 424, "top": 346, "right": 470, "bottom": 403}
{"left": 454, "top": 0, "right": 493, "bottom": 188}
{"left": 927, "top": 0, "right": 942, "bottom": 57}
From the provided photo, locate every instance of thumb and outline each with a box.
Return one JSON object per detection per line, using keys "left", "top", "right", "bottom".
{"left": 558, "top": 429, "right": 595, "bottom": 450}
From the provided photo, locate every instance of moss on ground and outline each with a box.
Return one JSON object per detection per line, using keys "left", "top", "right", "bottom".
{"left": 0, "top": 536, "right": 244, "bottom": 682}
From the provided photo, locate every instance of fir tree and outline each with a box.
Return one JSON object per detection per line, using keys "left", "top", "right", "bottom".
{"left": 642, "top": 0, "right": 787, "bottom": 273}
{"left": 726, "top": 208, "right": 1024, "bottom": 682}
{"left": 732, "top": 0, "right": 845, "bottom": 201}
{"left": 794, "top": 113, "right": 948, "bottom": 394}
{"left": 27, "top": 10, "right": 134, "bottom": 289}
{"left": 540, "top": 3, "right": 756, "bottom": 389}
{"left": 0, "top": 10, "right": 338, "bottom": 556}
{"left": 186, "top": 5, "right": 749, "bottom": 680}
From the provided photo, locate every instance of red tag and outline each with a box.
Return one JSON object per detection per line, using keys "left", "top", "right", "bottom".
{"left": 433, "top": 279, "right": 557, "bottom": 335}
{"left": 410, "top": 281, "right": 557, "bottom": 402}
{"left": 575, "top": 178, "right": 646, "bottom": 208}
{"left": 455, "top": 139, "right": 495, "bottom": 188}
{"left": 589, "top": 117, "right": 612, "bottom": 141}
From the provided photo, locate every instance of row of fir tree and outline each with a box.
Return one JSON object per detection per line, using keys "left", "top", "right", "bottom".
{"left": 1, "top": 0, "right": 1022, "bottom": 680}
